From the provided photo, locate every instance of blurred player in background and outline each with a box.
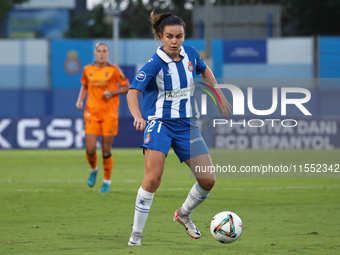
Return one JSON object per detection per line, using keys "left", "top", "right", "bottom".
{"left": 126, "top": 11, "right": 232, "bottom": 245}
{"left": 76, "top": 43, "right": 130, "bottom": 193}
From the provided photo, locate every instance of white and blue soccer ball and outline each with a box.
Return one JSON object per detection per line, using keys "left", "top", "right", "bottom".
{"left": 210, "top": 211, "right": 243, "bottom": 243}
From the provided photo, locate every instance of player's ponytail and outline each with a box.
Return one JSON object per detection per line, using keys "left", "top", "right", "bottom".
{"left": 149, "top": 10, "right": 186, "bottom": 40}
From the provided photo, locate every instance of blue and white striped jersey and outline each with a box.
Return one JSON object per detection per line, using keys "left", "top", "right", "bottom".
{"left": 130, "top": 45, "right": 207, "bottom": 120}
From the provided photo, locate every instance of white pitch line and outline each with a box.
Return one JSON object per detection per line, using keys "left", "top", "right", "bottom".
{"left": 0, "top": 189, "right": 64, "bottom": 192}
{"left": 0, "top": 179, "right": 195, "bottom": 184}
{"left": 158, "top": 185, "right": 340, "bottom": 192}
{"left": 0, "top": 185, "right": 338, "bottom": 193}
{"left": 0, "top": 179, "right": 139, "bottom": 183}
{"left": 219, "top": 185, "right": 340, "bottom": 191}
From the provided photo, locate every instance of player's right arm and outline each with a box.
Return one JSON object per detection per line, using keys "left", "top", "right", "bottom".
{"left": 76, "top": 67, "right": 89, "bottom": 109}
{"left": 127, "top": 89, "right": 146, "bottom": 131}
{"left": 76, "top": 85, "right": 88, "bottom": 109}
{"left": 128, "top": 58, "right": 157, "bottom": 131}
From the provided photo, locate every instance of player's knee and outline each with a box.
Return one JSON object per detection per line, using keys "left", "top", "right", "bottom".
{"left": 207, "top": 178, "right": 216, "bottom": 190}
{"left": 200, "top": 178, "right": 215, "bottom": 191}
{"left": 144, "top": 175, "right": 162, "bottom": 191}
{"left": 102, "top": 148, "right": 111, "bottom": 157}
{"left": 86, "top": 150, "right": 96, "bottom": 156}
{"left": 102, "top": 153, "right": 111, "bottom": 159}
{"left": 149, "top": 176, "right": 162, "bottom": 187}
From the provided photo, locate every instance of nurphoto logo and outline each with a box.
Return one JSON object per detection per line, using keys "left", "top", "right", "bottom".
{"left": 198, "top": 83, "right": 312, "bottom": 128}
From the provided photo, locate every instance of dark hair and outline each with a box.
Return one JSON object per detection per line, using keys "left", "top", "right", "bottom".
{"left": 149, "top": 10, "right": 186, "bottom": 40}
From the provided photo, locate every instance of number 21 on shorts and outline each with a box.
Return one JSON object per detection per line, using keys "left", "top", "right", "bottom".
{"left": 147, "top": 120, "right": 163, "bottom": 133}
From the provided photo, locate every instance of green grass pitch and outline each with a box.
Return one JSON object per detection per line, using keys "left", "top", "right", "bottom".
{"left": 0, "top": 149, "right": 339, "bottom": 255}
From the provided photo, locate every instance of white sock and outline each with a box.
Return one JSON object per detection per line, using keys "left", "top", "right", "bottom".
{"left": 92, "top": 166, "right": 99, "bottom": 172}
{"left": 181, "top": 182, "right": 211, "bottom": 215}
{"left": 132, "top": 187, "right": 154, "bottom": 233}
{"left": 103, "top": 179, "right": 111, "bottom": 185}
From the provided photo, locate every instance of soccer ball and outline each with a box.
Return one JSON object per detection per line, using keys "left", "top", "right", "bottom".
{"left": 210, "top": 211, "right": 243, "bottom": 243}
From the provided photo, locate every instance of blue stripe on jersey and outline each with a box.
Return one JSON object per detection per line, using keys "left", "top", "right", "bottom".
{"left": 176, "top": 61, "right": 189, "bottom": 118}
{"left": 176, "top": 61, "right": 188, "bottom": 90}
{"left": 162, "top": 65, "right": 172, "bottom": 119}
{"left": 143, "top": 78, "right": 158, "bottom": 119}
{"left": 180, "top": 99, "right": 188, "bottom": 118}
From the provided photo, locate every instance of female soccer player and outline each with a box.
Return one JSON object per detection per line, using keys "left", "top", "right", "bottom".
{"left": 76, "top": 43, "right": 130, "bottom": 193}
{"left": 127, "top": 12, "right": 232, "bottom": 245}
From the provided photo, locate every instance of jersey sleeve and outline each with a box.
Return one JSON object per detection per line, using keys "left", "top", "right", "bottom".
{"left": 130, "top": 60, "right": 157, "bottom": 92}
{"left": 193, "top": 47, "right": 207, "bottom": 75}
{"left": 80, "top": 67, "right": 88, "bottom": 88}
{"left": 114, "top": 66, "right": 129, "bottom": 86}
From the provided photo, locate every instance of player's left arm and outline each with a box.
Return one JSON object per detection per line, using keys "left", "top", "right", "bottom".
{"left": 201, "top": 66, "right": 232, "bottom": 118}
{"left": 103, "top": 81, "right": 130, "bottom": 99}
{"left": 103, "top": 67, "right": 130, "bottom": 98}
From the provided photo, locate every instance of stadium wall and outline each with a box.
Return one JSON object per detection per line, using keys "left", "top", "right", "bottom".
{"left": 0, "top": 39, "right": 48, "bottom": 89}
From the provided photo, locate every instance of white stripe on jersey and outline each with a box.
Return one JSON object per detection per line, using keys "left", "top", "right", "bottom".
{"left": 168, "top": 62, "right": 180, "bottom": 118}
{"left": 153, "top": 68, "right": 165, "bottom": 120}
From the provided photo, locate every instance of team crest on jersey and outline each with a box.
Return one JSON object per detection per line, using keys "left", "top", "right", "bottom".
{"left": 136, "top": 71, "right": 146, "bottom": 82}
{"left": 188, "top": 61, "right": 194, "bottom": 72}
{"left": 144, "top": 134, "right": 151, "bottom": 144}
{"left": 105, "top": 72, "right": 109, "bottom": 77}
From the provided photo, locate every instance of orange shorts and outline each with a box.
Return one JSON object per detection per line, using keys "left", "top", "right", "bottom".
{"left": 84, "top": 118, "right": 118, "bottom": 136}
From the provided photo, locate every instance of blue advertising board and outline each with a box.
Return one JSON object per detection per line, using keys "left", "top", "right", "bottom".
{"left": 0, "top": 117, "right": 143, "bottom": 149}
{"left": 223, "top": 40, "right": 267, "bottom": 64}
{"left": 1, "top": 117, "right": 340, "bottom": 149}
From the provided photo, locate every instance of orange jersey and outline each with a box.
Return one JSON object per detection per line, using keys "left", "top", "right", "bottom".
{"left": 81, "top": 63, "right": 128, "bottom": 121}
